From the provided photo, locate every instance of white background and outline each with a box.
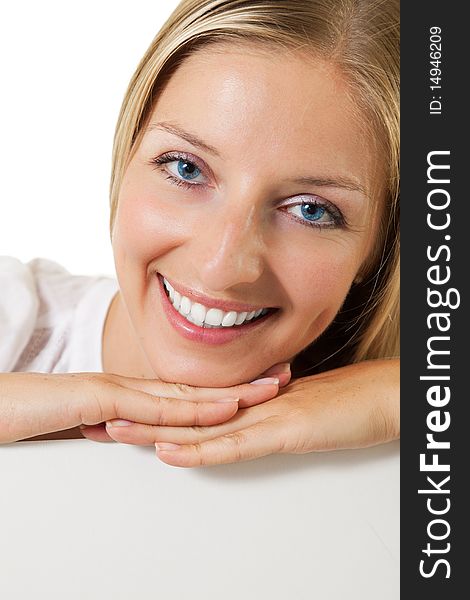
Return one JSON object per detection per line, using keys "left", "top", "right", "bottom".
{"left": 0, "top": 0, "right": 180, "bottom": 278}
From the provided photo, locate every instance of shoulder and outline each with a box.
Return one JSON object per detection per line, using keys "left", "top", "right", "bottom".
{"left": 0, "top": 255, "right": 76, "bottom": 323}
{"left": 0, "top": 256, "right": 41, "bottom": 371}
{"left": 0, "top": 256, "right": 108, "bottom": 372}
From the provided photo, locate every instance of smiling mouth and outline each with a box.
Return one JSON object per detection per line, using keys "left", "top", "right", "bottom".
{"left": 161, "top": 275, "right": 278, "bottom": 329}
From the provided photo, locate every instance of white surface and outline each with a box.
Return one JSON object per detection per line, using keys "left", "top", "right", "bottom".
{"left": 0, "top": 439, "right": 399, "bottom": 599}
{"left": 0, "top": 0, "right": 180, "bottom": 277}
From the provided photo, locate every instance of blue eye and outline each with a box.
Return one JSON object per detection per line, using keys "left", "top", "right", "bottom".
{"left": 177, "top": 159, "right": 201, "bottom": 180}
{"left": 150, "top": 152, "right": 207, "bottom": 189}
{"left": 301, "top": 203, "right": 326, "bottom": 221}
{"left": 150, "top": 153, "right": 346, "bottom": 229}
{"left": 286, "top": 200, "right": 343, "bottom": 229}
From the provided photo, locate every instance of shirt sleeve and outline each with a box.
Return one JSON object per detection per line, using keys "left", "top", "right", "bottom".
{"left": 0, "top": 256, "right": 40, "bottom": 372}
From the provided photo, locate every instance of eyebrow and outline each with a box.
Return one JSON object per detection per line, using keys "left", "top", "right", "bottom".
{"left": 146, "top": 121, "right": 222, "bottom": 157}
{"left": 288, "top": 176, "right": 367, "bottom": 196}
{"left": 146, "top": 121, "right": 368, "bottom": 197}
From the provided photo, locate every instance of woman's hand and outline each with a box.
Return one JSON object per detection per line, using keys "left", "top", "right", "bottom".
{"left": 0, "top": 369, "right": 287, "bottom": 444}
{"left": 78, "top": 362, "right": 292, "bottom": 443}
{"left": 101, "top": 358, "right": 399, "bottom": 467}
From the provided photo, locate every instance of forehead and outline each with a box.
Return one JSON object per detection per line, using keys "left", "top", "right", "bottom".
{"left": 147, "top": 44, "right": 384, "bottom": 200}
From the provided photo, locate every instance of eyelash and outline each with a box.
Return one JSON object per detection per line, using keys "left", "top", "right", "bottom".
{"left": 149, "top": 151, "right": 205, "bottom": 191}
{"left": 148, "top": 152, "right": 347, "bottom": 230}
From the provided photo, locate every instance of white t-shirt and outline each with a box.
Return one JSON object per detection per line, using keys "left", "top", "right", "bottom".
{"left": 0, "top": 256, "right": 119, "bottom": 373}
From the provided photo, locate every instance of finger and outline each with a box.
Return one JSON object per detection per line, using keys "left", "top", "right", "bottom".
{"left": 79, "top": 424, "right": 115, "bottom": 443}
{"left": 111, "top": 374, "right": 281, "bottom": 409}
{"left": 154, "top": 417, "right": 287, "bottom": 467}
{"left": 277, "top": 371, "right": 291, "bottom": 388}
{"left": 111, "top": 392, "right": 241, "bottom": 427}
{"left": 257, "top": 363, "right": 291, "bottom": 387}
{"left": 104, "top": 404, "right": 259, "bottom": 446}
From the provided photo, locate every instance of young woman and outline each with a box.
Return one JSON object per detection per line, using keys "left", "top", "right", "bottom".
{"left": 0, "top": 0, "right": 399, "bottom": 466}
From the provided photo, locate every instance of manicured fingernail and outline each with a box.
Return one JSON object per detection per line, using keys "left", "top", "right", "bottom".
{"left": 277, "top": 372, "right": 291, "bottom": 386}
{"left": 106, "top": 419, "right": 133, "bottom": 427}
{"left": 214, "top": 397, "right": 240, "bottom": 403}
{"left": 155, "top": 442, "right": 181, "bottom": 452}
{"left": 249, "top": 377, "right": 280, "bottom": 385}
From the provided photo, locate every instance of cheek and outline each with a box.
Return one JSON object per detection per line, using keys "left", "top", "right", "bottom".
{"left": 281, "top": 239, "right": 362, "bottom": 325}
{"left": 113, "top": 182, "right": 184, "bottom": 269}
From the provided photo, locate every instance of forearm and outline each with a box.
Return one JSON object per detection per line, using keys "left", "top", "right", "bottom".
{"left": 0, "top": 372, "right": 84, "bottom": 444}
{"left": 370, "top": 357, "right": 400, "bottom": 443}
{"left": 335, "top": 357, "right": 400, "bottom": 448}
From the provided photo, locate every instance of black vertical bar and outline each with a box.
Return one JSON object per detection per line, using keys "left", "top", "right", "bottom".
{"left": 401, "top": 1, "right": 468, "bottom": 596}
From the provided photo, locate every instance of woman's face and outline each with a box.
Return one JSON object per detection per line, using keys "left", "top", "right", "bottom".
{"left": 112, "top": 45, "right": 384, "bottom": 387}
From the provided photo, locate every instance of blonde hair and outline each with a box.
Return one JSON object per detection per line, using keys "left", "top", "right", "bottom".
{"left": 109, "top": 0, "right": 400, "bottom": 375}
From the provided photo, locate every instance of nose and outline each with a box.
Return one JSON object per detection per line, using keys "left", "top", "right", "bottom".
{"left": 190, "top": 203, "right": 266, "bottom": 292}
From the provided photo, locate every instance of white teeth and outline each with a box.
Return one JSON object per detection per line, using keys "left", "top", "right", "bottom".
{"left": 173, "top": 290, "right": 182, "bottom": 310}
{"left": 205, "top": 308, "right": 224, "bottom": 326}
{"left": 221, "top": 311, "right": 237, "bottom": 327}
{"left": 162, "top": 276, "right": 269, "bottom": 329}
{"left": 234, "top": 311, "right": 248, "bottom": 325}
{"left": 186, "top": 313, "right": 199, "bottom": 325}
{"left": 190, "top": 303, "right": 206, "bottom": 326}
{"left": 179, "top": 296, "right": 191, "bottom": 315}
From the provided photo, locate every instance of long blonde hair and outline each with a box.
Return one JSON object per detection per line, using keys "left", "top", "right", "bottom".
{"left": 109, "top": 0, "right": 400, "bottom": 375}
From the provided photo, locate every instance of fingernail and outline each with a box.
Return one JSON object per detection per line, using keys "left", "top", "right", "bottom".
{"left": 277, "top": 372, "right": 291, "bottom": 386}
{"left": 249, "top": 377, "right": 280, "bottom": 385}
{"left": 106, "top": 419, "right": 133, "bottom": 427}
{"left": 214, "top": 397, "right": 240, "bottom": 403}
{"left": 155, "top": 442, "right": 181, "bottom": 452}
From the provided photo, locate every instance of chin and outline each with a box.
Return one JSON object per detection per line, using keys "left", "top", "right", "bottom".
{"left": 153, "top": 361, "right": 258, "bottom": 388}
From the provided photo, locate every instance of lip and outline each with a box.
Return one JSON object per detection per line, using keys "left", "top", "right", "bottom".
{"left": 161, "top": 273, "right": 274, "bottom": 313}
{"left": 156, "top": 273, "right": 277, "bottom": 346}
